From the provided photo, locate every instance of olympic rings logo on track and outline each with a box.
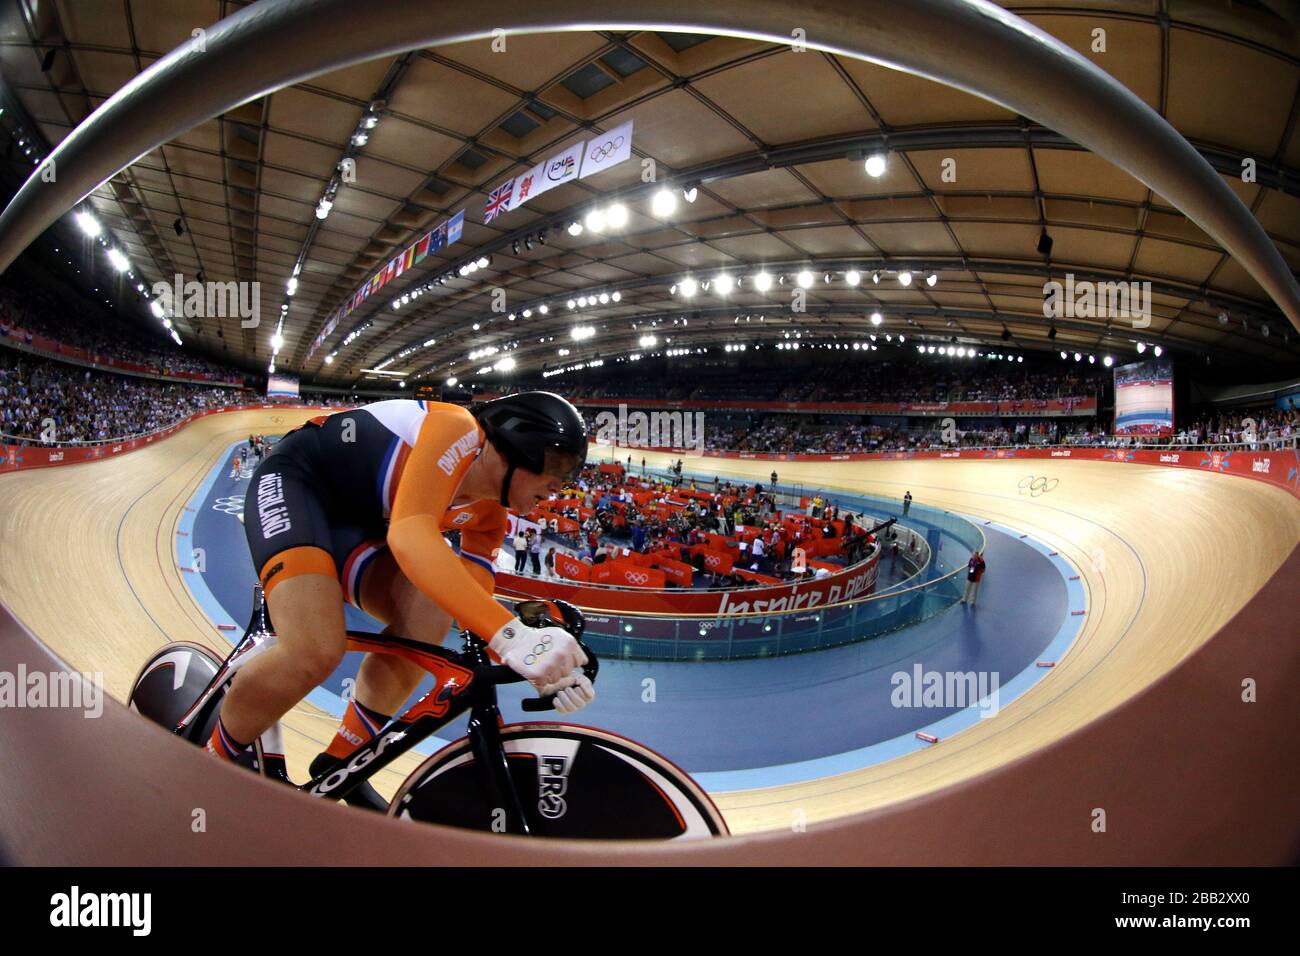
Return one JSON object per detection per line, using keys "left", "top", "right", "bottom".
{"left": 1018, "top": 475, "right": 1059, "bottom": 497}
{"left": 212, "top": 495, "right": 246, "bottom": 516}
{"left": 587, "top": 136, "right": 625, "bottom": 162}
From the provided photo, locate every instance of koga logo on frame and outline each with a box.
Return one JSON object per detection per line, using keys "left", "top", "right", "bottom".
{"left": 49, "top": 886, "right": 151, "bottom": 936}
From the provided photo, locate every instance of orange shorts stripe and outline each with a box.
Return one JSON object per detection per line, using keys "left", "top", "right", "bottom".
{"left": 258, "top": 546, "right": 336, "bottom": 597}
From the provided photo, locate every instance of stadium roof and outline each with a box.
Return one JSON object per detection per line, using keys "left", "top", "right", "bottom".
{"left": 1, "top": 0, "right": 1297, "bottom": 384}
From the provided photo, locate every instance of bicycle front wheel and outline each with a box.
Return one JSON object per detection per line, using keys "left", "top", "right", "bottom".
{"left": 388, "top": 723, "right": 728, "bottom": 839}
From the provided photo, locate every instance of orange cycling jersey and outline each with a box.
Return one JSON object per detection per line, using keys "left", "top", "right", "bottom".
{"left": 245, "top": 400, "right": 514, "bottom": 640}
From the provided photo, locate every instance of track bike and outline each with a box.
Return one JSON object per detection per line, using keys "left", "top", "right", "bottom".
{"left": 128, "top": 589, "right": 728, "bottom": 839}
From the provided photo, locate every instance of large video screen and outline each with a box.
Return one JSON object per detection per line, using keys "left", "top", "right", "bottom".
{"left": 266, "top": 373, "right": 300, "bottom": 399}
{"left": 1114, "top": 358, "right": 1174, "bottom": 436}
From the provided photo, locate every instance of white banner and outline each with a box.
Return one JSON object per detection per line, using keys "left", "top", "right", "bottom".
{"left": 580, "top": 120, "right": 634, "bottom": 179}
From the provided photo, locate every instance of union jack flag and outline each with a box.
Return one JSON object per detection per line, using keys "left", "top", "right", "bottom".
{"left": 483, "top": 178, "right": 515, "bottom": 223}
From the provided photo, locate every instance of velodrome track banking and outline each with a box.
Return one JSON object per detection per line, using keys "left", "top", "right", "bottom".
{"left": 1, "top": 406, "right": 1297, "bottom": 862}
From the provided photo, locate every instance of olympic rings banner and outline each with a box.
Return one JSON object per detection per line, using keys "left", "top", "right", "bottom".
{"left": 485, "top": 120, "right": 634, "bottom": 223}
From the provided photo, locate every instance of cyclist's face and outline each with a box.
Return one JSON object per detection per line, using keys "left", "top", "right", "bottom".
{"left": 507, "top": 465, "right": 567, "bottom": 512}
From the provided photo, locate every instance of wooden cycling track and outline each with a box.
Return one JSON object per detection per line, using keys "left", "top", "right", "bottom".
{"left": 1, "top": 407, "right": 1297, "bottom": 842}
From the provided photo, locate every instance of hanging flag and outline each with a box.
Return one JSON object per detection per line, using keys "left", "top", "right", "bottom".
{"left": 539, "top": 141, "right": 585, "bottom": 192}
{"left": 447, "top": 209, "right": 465, "bottom": 245}
{"left": 484, "top": 178, "right": 515, "bottom": 223}
{"left": 427, "top": 221, "right": 448, "bottom": 254}
{"left": 579, "top": 120, "right": 633, "bottom": 179}
{"left": 413, "top": 231, "right": 432, "bottom": 263}
{"left": 509, "top": 163, "right": 543, "bottom": 210}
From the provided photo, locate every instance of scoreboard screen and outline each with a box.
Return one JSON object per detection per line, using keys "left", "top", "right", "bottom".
{"left": 414, "top": 384, "right": 438, "bottom": 401}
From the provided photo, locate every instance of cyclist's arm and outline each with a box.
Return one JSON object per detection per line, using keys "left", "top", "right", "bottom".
{"left": 457, "top": 521, "right": 505, "bottom": 594}
{"left": 387, "top": 408, "right": 515, "bottom": 641}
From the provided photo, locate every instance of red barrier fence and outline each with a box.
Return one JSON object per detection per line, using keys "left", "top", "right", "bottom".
{"left": 499, "top": 552, "right": 880, "bottom": 616}
{"left": 575, "top": 395, "right": 1096, "bottom": 417}
{"left": 611, "top": 444, "right": 1300, "bottom": 500}
{"left": 0, "top": 404, "right": 337, "bottom": 473}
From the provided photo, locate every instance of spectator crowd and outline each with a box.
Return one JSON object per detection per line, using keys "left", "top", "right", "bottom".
{"left": 0, "top": 349, "right": 245, "bottom": 445}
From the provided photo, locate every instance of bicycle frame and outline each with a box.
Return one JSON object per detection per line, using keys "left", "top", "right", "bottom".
{"left": 172, "top": 588, "right": 588, "bottom": 836}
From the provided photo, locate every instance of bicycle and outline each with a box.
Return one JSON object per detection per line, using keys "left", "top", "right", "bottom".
{"left": 128, "top": 589, "right": 728, "bottom": 839}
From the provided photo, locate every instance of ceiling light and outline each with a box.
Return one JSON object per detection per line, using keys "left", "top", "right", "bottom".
{"left": 605, "top": 203, "right": 629, "bottom": 229}
{"left": 315, "top": 198, "right": 333, "bottom": 220}
{"left": 679, "top": 277, "right": 698, "bottom": 298}
{"left": 324, "top": 355, "right": 334, "bottom": 365}
{"left": 75, "top": 211, "right": 101, "bottom": 238}
{"left": 796, "top": 270, "right": 814, "bottom": 288}
{"left": 446, "top": 376, "right": 457, "bottom": 386}
{"left": 898, "top": 271, "right": 913, "bottom": 287}
{"left": 477, "top": 256, "right": 490, "bottom": 269}
{"left": 522, "top": 308, "right": 532, "bottom": 318}
{"left": 1136, "top": 342, "right": 1147, "bottom": 354}
{"left": 872, "top": 271, "right": 880, "bottom": 285}
{"left": 351, "top": 132, "right": 369, "bottom": 147}
{"left": 682, "top": 186, "right": 698, "bottom": 203}
{"left": 271, "top": 332, "right": 285, "bottom": 351}
{"left": 611, "top": 291, "right": 621, "bottom": 302}
{"left": 538, "top": 304, "right": 549, "bottom": 314}
{"left": 1153, "top": 345, "right": 1163, "bottom": 357}
{"left": 870, "top": 312, "right": 883, "bottom": 326}
{"left": 864, "top": 154, "right": 887, "bottom": 177}
{"left": 598, "top": 292, "right": 610, "bottom": 304}
{"left": 640, "top": 334, "right": 657, "bottom": 348}
{"left": 567, "top": 299, "right": 576, "bottom": 309}
{"left": 361, "top": 113, "right": 379, "bottom": 129}
{"left": 714, "top": 274, "right": 734, "bottom": 295}
{"left": 845, "top": 270, "right": 861, "bottom": 287}
{"left": 566, "top": 220, "right": 583, "bottom": 237}
{"left": 286, "top": 277, "right": 298, "bottom": 296}
{"left": 754, "top": 272, "right": 773, "bottom": 292}
{"left": 925, "top": 273, "right": 938, "bottom": 287}
{"left": 584, "top": 209, "right": 606, "bottom": 233}
{"left": 106, "top": 248, "right": 129, "bottom": 272}
{"left": 651, "top": 188, "right": 677, "bottom": 218}
{"left": 1103, "top": 355, "right": 1114, "bottom": 367}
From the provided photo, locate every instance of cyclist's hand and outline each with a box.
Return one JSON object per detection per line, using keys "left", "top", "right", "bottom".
{"left": 541, "top": 672, "right": 595, "bottom": 715}
{"left": 489, "top": 619, "right": 587, "bottom": 688}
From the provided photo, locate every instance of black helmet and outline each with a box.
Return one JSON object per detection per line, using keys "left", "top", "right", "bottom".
{"left": 472, "top": 391, "right": 588, "bottom": 504}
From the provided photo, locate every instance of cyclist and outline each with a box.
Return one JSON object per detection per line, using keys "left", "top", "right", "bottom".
{"left": 205, "top": 391, "right": 595, "bottom": 809}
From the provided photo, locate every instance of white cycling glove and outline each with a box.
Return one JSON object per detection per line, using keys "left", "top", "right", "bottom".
{"left": 546, "top": 673, "right": 596, "bottom": 715}
{"left": 489, "top": 618, "right": 587, "bottom": 689}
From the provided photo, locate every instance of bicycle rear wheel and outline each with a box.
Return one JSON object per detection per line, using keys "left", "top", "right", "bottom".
{"left": 388, "top": 723, "right": 728, "bottom": 839}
